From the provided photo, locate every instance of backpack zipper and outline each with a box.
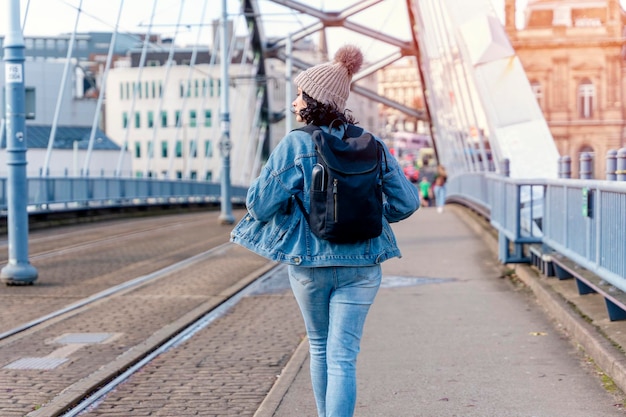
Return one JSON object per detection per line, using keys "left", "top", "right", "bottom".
{"left": 333, "top": 179, "right": 338, "bottom": 221}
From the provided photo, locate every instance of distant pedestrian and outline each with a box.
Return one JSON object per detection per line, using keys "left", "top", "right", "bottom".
{"left": 230, "top": 45, "right": 420, "bottom": 417}
{"left": 419, "top": 176, "right": 431, "bottom": 207}
{"left": 433, "top": 165, "right": 447, "bottom": 213}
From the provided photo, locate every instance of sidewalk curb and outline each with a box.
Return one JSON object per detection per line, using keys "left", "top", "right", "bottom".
{"left": 253, "top": 336, "right": 309, "bottom": 417}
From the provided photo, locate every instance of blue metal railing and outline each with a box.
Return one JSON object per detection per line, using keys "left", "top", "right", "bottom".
{"left": 0, "top": 177, "right": 248, "bottom": 212}
{"left": 543, "top": 179, "right": 626, "bottom": 293}
{"left": 447, "top": 173, "right": 626, "bottom": 287}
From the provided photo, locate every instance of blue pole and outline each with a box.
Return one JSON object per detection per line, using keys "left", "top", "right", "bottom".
{"left": 218, "top": 0, "right": 234, "bottom": 225}
{"left": 1, "top": 0, "right": 37, "bottom": 284}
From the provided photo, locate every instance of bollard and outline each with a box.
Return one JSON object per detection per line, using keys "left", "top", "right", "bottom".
{"left": 617, "top": 148, "right": 626, "bottom": 181}
{"left": 500, "top": 158, "right": 510, "bottom": 177}
{"left": 579, "top": 152, "right": 593, "bottom": 179}
{"left": 561, "top": 156, "right": 572, "bottom": 179}
{"left": 606, "top": 149, "right": 618, "bottom": 181}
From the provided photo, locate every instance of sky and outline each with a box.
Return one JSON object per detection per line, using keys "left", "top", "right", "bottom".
{"left": 1, "top": 0, "right": 625, "bottom": 62}
{"left": 0, "top": 0, "right": 415, "bottom": 63}
{"left": 1, "top": 0, "right": 509, "bottom": 40}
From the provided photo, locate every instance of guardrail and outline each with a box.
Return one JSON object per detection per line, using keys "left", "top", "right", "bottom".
{"left": 447, "top": 171, "right": 626, "bottom": 320}
{"left": 0, "top": 177, "right": 248, "bottom": 213}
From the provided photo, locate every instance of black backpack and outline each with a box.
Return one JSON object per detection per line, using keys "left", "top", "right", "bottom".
{"left": 294, "top": 123, "right": 386, "bottom": 243}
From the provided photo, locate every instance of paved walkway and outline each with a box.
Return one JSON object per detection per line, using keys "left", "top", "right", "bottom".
{"left": 255, "top": 205, "right": 626, "bottom": 417}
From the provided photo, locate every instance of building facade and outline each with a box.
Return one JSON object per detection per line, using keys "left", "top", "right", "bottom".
{"left": 104, "top": 63, "right": 259, "bottom": 184}
{"left": 504, "top": 0, "right": 626, "bottom": 179}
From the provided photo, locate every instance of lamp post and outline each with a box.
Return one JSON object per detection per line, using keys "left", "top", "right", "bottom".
{"left": 1, "top": 0, "right": 38, "bottom": 284}
{"left": 218, "top": 0, "right": 234, "bottom": 225}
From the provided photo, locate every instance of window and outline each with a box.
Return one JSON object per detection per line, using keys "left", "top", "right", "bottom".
{"left": 190, "top": 110, "right": 197, "bottom": 127}
{"left": 204, "top": 110, "right": 212, "bottom": 127}
{"left": 147, "top": 111, "right": 154, "bottom": 128}
{"left": 161, "top": 141, "right": 168, "bottom": 158}
{"left": 176, "top": 140, "right": 183, "bottom": 158}
{"left": 134, "top": 112, "right": 141, "bottom": 128}
{"left": 122, "top": 112, "right": 129, "bottom": 129}
{"left": 578, "top": 79, "right": 594, "bottom": 118}
{"left": 190, "top": 140, "right": 198, "bottom": 158}
{"left": 175, "top": 111, "right": 182, "bottom": 127}
{"left": 161, "top": 111, "right": 168, "bottom": 127}
{"left": 204, "top": 140, "right": 213, "bottom": 157}
{"left": 134, "top": 142, "right": 141, "bottom": 158}
{"left": 205, "top": 171, "right": 213, "bottom": 181}
{"left": 147, "top": 141, "right": 154, "bottom": 158}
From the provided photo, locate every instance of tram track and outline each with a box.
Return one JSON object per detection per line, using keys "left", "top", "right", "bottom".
{"left": 0, "top": 212, "right": 213, "bottom": 262}
{"left": 18, "top": 250, "right": 279, "bottom": 417}
{"left": 57, "top": 264, "right": 282, "bottom": 417}
{"left": 0, "top": 243, "right": 233, "bottom": 343}
{"left": 0, "top": 211, "right": 243, "bottom": 336}
{"left": 0, "top": 210, "right": 284, "bottom": 417}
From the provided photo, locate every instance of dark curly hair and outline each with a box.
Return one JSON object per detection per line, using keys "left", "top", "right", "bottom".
{"left": 296, "top": 91, "right": 357, "bottom": 127}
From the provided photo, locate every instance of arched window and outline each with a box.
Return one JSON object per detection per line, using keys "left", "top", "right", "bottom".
{"left": 578, "top": 79, "right": 595, "bottom": 118}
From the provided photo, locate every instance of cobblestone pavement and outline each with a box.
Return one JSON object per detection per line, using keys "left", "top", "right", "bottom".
{"left": 81, "top": 267, "right": 304, "bottom": 417}
{"left": 0, "top": 210, "right": 299, "bottom": 417}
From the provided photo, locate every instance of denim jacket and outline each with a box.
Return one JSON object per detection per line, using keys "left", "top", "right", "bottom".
{"left": 230, "top": 124, "right": 420, "bottom": 267}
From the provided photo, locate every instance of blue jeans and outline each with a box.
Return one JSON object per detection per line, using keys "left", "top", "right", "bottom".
{"left": 434, "top": 184, "right": 446, "bottom": 208}
{"left": 288, "top": 264, "right": 382, "bottom": 417}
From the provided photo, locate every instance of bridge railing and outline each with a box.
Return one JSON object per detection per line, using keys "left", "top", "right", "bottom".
{"left": 543, "top": 179, "right": 626, "bottom": 293}
{"left": 447, "top": 172, "right": 626, "bottom": 293}
{"left": 0, "top": 177, "right": 248, "bottom": 212}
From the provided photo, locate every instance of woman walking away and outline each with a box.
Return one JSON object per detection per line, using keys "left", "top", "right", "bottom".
{"left": 433, "top": 165, "right": 447, "bottom": 213}
{"left": 231, "top": 45, "right": 419, "bottom": 417}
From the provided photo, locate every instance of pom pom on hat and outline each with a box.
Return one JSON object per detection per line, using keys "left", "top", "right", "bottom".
{"left": 294, "top": 44, "right": 364, "bottom": 111}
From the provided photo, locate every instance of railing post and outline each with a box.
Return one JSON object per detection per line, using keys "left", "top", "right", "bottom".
{"left": 579, "top": 152, "right": 593, "bottom": 179}
{"left": 560, "top": 156, "right": 572, "bottom": 179}
{"left": 606, "top": 149, "right": 617, "bottom": 181}
{"left": 617, "top": 148, "right": 626, "bottom": 181}
{"left": 218, "top": 0, "right": 234, "bottom": 225}
{"left": 0, "top": 0, "right": 38, "bottom": 285}
{"left": 500, "top": 158, "right": 510, "bottom": 177}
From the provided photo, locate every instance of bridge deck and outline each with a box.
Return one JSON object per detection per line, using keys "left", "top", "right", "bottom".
{"left": 0, "top": 206, "right": 625, "bottom": 416}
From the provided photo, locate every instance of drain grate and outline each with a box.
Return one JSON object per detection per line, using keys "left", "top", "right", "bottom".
{"left": 3, "top": 332, "right": 118, "bottom": 371}
{"left": 4, "top": 357, "right": 68, "bottom": 370}
{"left": 55, "top": 333, "right": 114, "bottom": 344}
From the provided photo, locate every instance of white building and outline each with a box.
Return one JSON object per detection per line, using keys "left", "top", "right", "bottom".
{"left": 104, "top": 63, "right": 259, "bottom": 185}
{"left": 0, "top": 60, "right": 130, "bottom": 177}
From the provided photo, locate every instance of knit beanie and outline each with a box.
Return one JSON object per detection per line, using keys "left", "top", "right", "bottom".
{"left": 294, "top": 44, "right": 363, "bottom": 111}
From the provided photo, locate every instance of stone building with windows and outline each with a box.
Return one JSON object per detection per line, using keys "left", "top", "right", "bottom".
{"left": 504, "top": 0, "right": 626, "bottom": 179}
{"left": 377, "top": 59, "right": 427, "bottom": 138}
